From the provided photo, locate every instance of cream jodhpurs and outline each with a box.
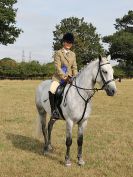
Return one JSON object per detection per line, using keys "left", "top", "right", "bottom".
{"left": 50, "top": 81, "right": 60, "bottom": 94}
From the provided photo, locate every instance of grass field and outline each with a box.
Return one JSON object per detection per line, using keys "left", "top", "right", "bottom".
{"left": 0, "top": 79, "right": 133, "bottom": 177}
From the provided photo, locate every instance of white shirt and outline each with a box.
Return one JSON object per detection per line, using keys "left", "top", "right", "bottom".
{"left": 63, "top": 48, "right": 69, "bottom": 54}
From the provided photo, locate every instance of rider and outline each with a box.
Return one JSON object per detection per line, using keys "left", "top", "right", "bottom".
{"left": 49, "top": 32, "right": 78, "bottom": 118}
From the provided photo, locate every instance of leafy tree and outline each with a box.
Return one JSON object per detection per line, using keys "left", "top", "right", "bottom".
{"left": 0, "top": 58, "right": 18, "bottom": 76}
{"left": 115, "top": 10, "right": 133, "bottom": 32}
{"left": 103, "top": 10, "right": 133, "bottom": 76}
{"left": 0, "top": 0, "right": 22, "bottom": 45}
{"left": 53, "top": 17, "right": 104, "bottom": 68}
{"left": 113, "top": 65, "right": 126, "bottom": 78}
{"left": 0, "top": 57, "right": 17, "bottom": 69}
{"left": 45, "top": 62, "right": 55, "bottom": 76}
{"left": 0, "top": 58, "right": 61, "bottom": 79}
{"left": 18, "top": 60, "right": 42, "bottom": 77}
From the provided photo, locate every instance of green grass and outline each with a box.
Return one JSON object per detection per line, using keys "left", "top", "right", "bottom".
{"left": 0, "top": 79, "right": 133, "bottom": 177}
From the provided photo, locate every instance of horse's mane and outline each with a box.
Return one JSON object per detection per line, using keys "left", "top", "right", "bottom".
{"left": 76, "top": 59, "right": 97, "bottom": 78}
{"left": 76, "top": 57, "right": 110, "bottom": 78}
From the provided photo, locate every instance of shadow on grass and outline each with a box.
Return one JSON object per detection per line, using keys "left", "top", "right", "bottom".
{"left": 6, "top": 133, "right": 43, "bottom": 155}
{"left": 6, "top": 133, "right": 65, "bottom": 165}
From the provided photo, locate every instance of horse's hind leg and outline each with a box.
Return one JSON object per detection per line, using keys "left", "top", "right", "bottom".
{"left": 47, "top": 118, "right": 57, "bottom": 150}
{"left": 37, "top": 108, "right": 48, "bottom": 154}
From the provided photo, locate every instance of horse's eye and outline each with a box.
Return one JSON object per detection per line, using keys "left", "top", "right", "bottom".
{"left": 102, "top": 70, "right": 107, "bottom": 74}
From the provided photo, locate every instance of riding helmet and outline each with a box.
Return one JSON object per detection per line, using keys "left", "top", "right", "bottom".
{"left": 62, "top": 33, "right": 74, "bottom": 44}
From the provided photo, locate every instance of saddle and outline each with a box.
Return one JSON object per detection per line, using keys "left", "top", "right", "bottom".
{"left": 55, "top": 83, "right": 66, "bottom": 107}
{"left": 54, "top": 77, "right": 73, "bottom": 119}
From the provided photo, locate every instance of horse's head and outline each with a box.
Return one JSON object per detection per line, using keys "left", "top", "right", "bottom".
{"left": 94, "top": 55, "right": 117, "bottom": 96}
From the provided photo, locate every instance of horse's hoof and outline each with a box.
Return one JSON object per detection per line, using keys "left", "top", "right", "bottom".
{"left": 43, "top": 146, "right": 49, "bottom": 155}
{"left": 65, "top": 159, "right": 71, "bottom": 167}
{"left": 78, "top": 158, "right": 85, "bottom": 166}
{"left": 48, "top": 144, "right": 53, "bottom": 151}
{"left": 43, "top": 150, "right": 49, "bottom": 155}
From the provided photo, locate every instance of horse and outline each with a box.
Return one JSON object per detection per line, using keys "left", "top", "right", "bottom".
{"left": 35, "top": 55, "right": 117, "bottom": 166}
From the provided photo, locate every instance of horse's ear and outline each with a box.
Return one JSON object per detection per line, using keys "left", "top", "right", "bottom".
{"left": 107, "top": 55, "right": 111, "bottom": 61}
{"left": 98, "top": 54, "right": 102, "bottom": 62}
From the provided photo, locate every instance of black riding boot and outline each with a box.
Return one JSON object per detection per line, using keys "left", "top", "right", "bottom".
{"left": 49, "top": 91, "right": 59, "bottom": 119}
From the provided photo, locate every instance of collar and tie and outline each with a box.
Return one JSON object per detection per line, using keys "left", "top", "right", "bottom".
{"left": 62, "top": 48, "right": 70, "bottom": 63}
{"left": 63, "top": 48, "right": 69, "bottom": 55}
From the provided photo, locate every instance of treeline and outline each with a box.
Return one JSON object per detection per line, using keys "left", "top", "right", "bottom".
{"left": 0, "top": 58, "right": 54, "bottom": 80}
{"left": 0, "top": 1, "right": 133, "bottom": 80}
{"left": 0, "top": 57, "right": 133, "bottom": 80}
{"left": 113, "top": 63, "right": 133, "bottom": 79}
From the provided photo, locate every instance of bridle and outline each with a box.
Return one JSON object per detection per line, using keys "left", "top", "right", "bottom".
{"left": 93, "top": 58, "right": 115, "bottom": 90}
{"left": 63, "top": 58, "right": 115, "bottom": 124}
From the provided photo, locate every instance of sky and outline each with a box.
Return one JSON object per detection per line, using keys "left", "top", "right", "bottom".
{"left": 0, "top": 0, "right": 133, "bottom": 63}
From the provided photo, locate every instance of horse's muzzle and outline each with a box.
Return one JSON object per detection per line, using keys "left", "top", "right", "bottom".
{"left": 105, "top": 87, "right": 116, "bottom": 96}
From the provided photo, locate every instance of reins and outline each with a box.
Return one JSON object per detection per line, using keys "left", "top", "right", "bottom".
{"left": 63, "top": 77, "right": 99, "bottom": 124}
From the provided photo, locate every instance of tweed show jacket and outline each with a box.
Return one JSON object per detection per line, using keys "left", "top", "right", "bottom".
{"left": 52, "top": 48, "right": 78, "bottom": 82}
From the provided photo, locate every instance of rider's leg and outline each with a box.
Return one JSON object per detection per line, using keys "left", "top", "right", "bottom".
{"left": 49, "top": 81, "right": 60, "bottom": 118}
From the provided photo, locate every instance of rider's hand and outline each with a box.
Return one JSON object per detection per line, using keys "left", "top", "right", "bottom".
{"left": 64, "top": 76, "right": 68, "bottom": 80}
{"left": 63, "top": 75, "right": 73, "bottom": 84}
{"left": 67, "top": 75, "right": 73, "bottom": 84}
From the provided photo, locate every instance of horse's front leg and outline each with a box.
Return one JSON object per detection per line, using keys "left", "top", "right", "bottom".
{"left": 65, "top": 120, "right": 73, "bottom": 166}
{"left": 77, "top": 120, "right": 87, "bottom": 166}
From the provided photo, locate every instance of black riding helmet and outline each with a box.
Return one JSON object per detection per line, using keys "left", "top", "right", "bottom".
{"left": 62, "top": 33, "right": 74, "bottom": 44}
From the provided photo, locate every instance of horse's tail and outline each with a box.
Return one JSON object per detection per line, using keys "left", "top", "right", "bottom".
{"left": 35, "top": 84, "right": 46, "bottom": 139}
{"left": 36, "top": 111, "right": 50, "bottom": 139}
{"left": 36, "top": 113, "right": 43, "bottom": 139}
{"left": 35, "top": 80, "right": 50, "bottom": 139}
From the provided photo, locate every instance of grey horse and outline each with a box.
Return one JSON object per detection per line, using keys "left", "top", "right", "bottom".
{"left": 35, "top": 55, "right": 117, "bottom": 166}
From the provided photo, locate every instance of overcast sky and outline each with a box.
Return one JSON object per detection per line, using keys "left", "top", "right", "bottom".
{"left": 0, "top": 0, "right": 133, "bottom": 63}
